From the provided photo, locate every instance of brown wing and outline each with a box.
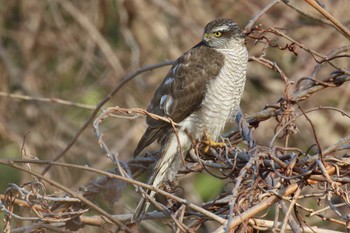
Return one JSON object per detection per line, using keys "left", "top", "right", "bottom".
{"left": 134, "top": 43, "right": 224, "bottom": 156}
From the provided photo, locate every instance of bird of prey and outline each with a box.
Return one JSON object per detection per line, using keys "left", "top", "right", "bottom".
{"left": 133, "top": 18, "right": 248, "bottom": 219}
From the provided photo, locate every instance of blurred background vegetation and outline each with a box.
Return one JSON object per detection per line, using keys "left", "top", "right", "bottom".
{"left": 0, "top": 0, "right": 349, "bottom": 232}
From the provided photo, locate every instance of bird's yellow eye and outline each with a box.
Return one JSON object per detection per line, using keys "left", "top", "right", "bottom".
{"left": 214, "top": 31, "right": 222, "bottom": 37}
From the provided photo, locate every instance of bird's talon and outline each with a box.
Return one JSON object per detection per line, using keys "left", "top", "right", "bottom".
{"left": 201, "top": 131, "right": 226, "bottom": 153}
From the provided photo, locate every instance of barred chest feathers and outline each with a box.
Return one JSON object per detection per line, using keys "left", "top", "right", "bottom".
{"left": 179, "top": 43, "right": 248, "bottom": 140}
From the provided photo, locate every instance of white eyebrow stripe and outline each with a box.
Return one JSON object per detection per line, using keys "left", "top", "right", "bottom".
{"left": 213, "top": 25, "right": 230, "bottom": 31}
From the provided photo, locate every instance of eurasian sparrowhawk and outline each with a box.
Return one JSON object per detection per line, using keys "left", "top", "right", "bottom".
{"left": 134, "top": 18, "right": 248, "bottom": 219}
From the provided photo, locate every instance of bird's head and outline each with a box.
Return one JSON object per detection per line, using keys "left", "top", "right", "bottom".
{"left": 202, "top": 19, "right": 245, "bottom": 49}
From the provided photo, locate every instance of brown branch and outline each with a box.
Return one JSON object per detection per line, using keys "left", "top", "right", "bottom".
{"left": 1, "top": 159, "right": 227, "bottom": 225}
{"left": 214, "top": 183, "right": 299, "bottom": 233}
{"left": 304, "top": 0, "right": 350, "bottom": 40}
{"left": 245, "top": 0, "right": 280, "bottom": 31}
{"left": 0, "top": 161, "right": 134, "bottom": 233}
{"left": 0, "top": 92, "right": 95, "bottom": 110}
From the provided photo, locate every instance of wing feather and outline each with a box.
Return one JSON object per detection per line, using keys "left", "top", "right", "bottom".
{"left": 134, "top": 43, "right": 224, "bottom": 155}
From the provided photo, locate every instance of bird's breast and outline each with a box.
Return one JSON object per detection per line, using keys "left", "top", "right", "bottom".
{"left": 180, "top": 45, "right": 248, "bottom": 140}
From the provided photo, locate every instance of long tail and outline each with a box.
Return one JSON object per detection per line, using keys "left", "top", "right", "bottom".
{"left": 133, "top": 132, "right": 191, "bottom": 221}
{"left": 133, "top": 190, "right": 154, "bottom": 221}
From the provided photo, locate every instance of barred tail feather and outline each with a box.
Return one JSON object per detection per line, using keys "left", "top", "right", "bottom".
{"left": 133, "top": 131, "right": 191, "bottom": 221}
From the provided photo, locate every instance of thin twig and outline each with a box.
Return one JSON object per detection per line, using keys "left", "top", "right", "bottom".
{"left": 0, "top": 92, "right": 95, "bottom": 110}
{"left": 245, "top": 0, "right": 281, "bottom": 31}
{"left": 41, "top": 60, "right": 173, "bottom": 175}
{"left": 304, "top": 0, "right": 350, "bottom": 40}
{"left": 1, "top": 159, "right": 227, "bottom": 225}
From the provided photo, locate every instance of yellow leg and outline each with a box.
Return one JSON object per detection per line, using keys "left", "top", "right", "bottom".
{"left": 201, "top": 130, "right": 226, "bottom": 153}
